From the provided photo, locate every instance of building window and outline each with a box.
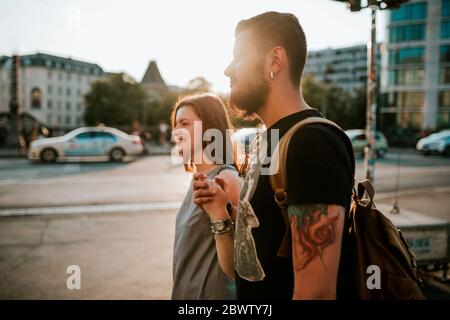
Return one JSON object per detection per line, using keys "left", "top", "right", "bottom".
{"left": 76, "top": 116, "right": 82, "bottom": 126}
{"left": 58, "top": 72, "right": 63, "bottom": 80}
{"left": 389, "top": 24, "right": 426, "bottom": 42}
{"left": 47, "top": 100, "right": 52, "bottom": 109}
{"left": 66, "top": 102, "right": 71, "bottom": 110}
{"left": 77, "top": 89, "right": 82, "bottom": 97}
{"left": 443, "top": 0, "right": 450, "bottom": 18}
{"left": 386, "top": 91, "right": 424, "bottom": 109}
{"left": 391, "top": 2, "right": 427, "bottom": 22}
{"left": 67, "top": 73, "right": 71, "bottom": 81}
{"left": 439, "top": 90, "right": 450, "bottom": 108}
{"left": 76, "top": 102, "right": 82, "bottom": 111}
{"left": 442, "top": 21, "right": 450, "bottom": 39}
{"left": 440, "top": 67, "right": 450, "bottom": 84}
{"left": 438, "top": 112, "right": 450, "bottom": 128}
{"left": 48, "top": 85, "right": 52, "bottom": 94}
{"left": 388, "top": 68, "right": 425, "bottom": 85}
{"left": 65, "top": 116, "right": 71, "bottom": 126}
{"left": 47, "top": 114, "right": 52, "bottom": 125}
{"left": 440, "top": 45, "right": 450, "bottom": 63}
{"left": 389, "top": 47, "right": 424, "bottom": 65}
{"left": 58, "top": 87, "right": 62, "bottom": 96}
{"left": 57, "top": 101, "right": 62, "bottom": 110}
{"left": 66, "top": 88, "right": 71, "bottom": 96}
{"left": 48, "top": 70, "right": 52, "bottom": 79}
{"left": 31, "top": 87, "right": 42, "bottom": 108}
{"left": 400, "top": 112, "right": 423, "bottom": 129}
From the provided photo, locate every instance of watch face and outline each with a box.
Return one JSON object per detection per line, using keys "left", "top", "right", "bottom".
{"left": 215, "top": 221, "right": 225, "bottom": 231}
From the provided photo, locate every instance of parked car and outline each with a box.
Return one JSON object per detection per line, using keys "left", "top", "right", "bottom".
{"left": 28, "top": 127, "right": 144, "bottom": 163}
{"left": 345, "top": 129, "right": 389, "bottom": 158}
{"left": 416, "top": 130, "right": 450, "bottom": 156}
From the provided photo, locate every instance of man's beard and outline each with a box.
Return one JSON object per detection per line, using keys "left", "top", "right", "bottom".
{"left": 229, "top": 66, "right": 270, "bottom": 119}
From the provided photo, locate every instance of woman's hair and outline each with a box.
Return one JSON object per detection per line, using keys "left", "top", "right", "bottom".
{"left": 171, "top": 93, "right": 239, "bottom": 172}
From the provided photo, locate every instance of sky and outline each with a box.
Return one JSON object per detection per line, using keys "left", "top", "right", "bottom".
{"left": 0, "top": 0, "right": 387, "bottom": 93}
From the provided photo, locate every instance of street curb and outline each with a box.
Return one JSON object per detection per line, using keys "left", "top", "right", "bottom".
{"left": 0, "top": 201, "right": 181, "bottom": 217}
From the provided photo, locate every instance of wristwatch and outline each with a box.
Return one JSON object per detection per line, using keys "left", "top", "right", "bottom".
{"left": 210, "top": 202, "right": 234, "bottom": 235}
{"left": 209, "top": 218, "right": 234, "bottom": 234}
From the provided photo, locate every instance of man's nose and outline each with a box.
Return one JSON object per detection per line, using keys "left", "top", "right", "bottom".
{"left": 224, "top": 62, "right": 233, "bottom": 78}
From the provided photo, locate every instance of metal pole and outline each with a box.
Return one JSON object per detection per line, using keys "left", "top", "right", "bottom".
{"left": 364, "top": 7, "right": 377, "bottom": 183}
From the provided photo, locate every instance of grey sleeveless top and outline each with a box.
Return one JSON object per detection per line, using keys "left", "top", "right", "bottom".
{"left": 171, "top": 164, "right": 237, "bottom": 300}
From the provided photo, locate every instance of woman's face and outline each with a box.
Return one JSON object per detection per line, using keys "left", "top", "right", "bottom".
{"left": 173, "top": 105, "right": 203, "bottom": 162}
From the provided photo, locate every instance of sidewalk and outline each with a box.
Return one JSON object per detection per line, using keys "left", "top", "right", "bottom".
{"left": 0, "top": 209, "right": 177, "bottom": 299}
{"left": 0, "top": 147, "right": 25, "bottom": 159}
{"left": 0, "top": 187, "right": 448, "bottom": 299}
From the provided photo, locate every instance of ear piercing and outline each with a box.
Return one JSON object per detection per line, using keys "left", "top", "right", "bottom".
{"left": 270, "top": 71, "right": 277, "bottom": 80}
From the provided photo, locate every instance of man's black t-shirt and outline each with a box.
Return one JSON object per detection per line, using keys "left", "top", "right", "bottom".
{"left": 235, "top": 108, "right": 355, "bottom": 300}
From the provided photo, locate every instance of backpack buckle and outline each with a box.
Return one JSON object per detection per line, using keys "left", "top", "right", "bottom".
{"left": 274, "top": 190, "right": 288, "bottom": 208}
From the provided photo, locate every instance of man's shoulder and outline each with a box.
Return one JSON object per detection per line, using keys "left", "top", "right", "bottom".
{"left": 287, "top": 122, "right": 350, "bottom": 152}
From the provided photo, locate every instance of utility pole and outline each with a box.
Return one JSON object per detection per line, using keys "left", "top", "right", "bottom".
{"left": 365, "top": 5, "right": 377, "bottom": 183}
{"left": 332, "top": 0, "right": 409, "bottom": 183}
{"left": 6, "top": 55, "right": 22, "bottom": 155}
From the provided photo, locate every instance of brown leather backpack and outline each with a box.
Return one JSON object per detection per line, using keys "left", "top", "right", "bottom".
{"left": 268, "top": 116, "right": 425, "bottom": 300}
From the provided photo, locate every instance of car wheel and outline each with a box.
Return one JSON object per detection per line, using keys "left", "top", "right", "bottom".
{"left": 110, "top": 148, "right": 125, "bottom": 162}
{"left": 40, "top": 148, "right": 57, "bottom": 163}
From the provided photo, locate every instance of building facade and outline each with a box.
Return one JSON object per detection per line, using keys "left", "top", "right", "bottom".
{"left": 380, "top": 0, "right": 450, "bottom": 132}
{"left": 0, "top": 53, "right": 104, "bottom": 130}
{"left": 304, "top": 44, "right": 381, "bottom": 93}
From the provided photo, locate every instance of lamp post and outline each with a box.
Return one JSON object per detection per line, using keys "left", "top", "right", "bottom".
{"left": 6, "top": 55, "right": 22, "bottom": 154}
{"left": 332, "top": 0, "right": 409, "bottom": 183}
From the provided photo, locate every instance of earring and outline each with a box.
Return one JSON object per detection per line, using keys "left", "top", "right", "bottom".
{"left": 270, "top": 71, "right": 276, "bottom": 80}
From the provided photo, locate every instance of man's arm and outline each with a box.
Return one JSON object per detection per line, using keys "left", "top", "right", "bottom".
{"left": 287, "top": 203, "right": 345, "bottom": 300}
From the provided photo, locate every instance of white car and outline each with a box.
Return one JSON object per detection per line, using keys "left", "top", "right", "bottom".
{"left": 28, "top": 127, "right": 144, "bottom": 163}
{"left": 416, "top": 130, "right": 450, "bottom": 156}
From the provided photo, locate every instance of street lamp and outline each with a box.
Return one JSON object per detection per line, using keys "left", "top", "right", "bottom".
{"left": 332, "top": 0, "right": 409, "bottom": 183}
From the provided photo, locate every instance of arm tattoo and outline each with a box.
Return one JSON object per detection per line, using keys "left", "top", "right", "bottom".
{"left": 287, "top": 204, "right": 339, "bottom": 271}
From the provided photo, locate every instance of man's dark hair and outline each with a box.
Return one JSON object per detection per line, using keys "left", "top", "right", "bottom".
{"left": 235, "top": 11, "right": 307, "bottom": 88}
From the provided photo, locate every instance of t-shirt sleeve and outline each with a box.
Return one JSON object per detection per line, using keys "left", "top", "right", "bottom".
{"left": 285, "top": 125, "right": 352, "bottom": 208}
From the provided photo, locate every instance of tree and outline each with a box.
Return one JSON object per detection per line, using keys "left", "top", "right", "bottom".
{"left": 184, "top": 76, "right": 212, "bottom": 94}
{"left": 146, "top": 90, "right": 179, "bottom": 126}
{"left": 84, "top": 74, "right": 148, "bottom": 127}
{"left": 302, "top": 74, "right": 366, "bottom": 130}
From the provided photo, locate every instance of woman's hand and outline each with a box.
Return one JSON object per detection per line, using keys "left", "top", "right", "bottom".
{"left": 193, "top": 174, "right": 230, "bottom": 220}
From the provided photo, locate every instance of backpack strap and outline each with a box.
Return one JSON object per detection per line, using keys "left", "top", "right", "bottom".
{"left": 269, "top": 116, "right": 345, "bottom": 258}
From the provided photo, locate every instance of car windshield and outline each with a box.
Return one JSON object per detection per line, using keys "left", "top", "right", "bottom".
{"left": 428, "top": 131, "right": 450, "bottom": 140}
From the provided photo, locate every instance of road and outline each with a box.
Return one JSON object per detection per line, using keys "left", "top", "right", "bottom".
{"left": 0, "top": 149, "right": 449, "bottom": 299}
{"left": 0, "top": 149, "right": 449, "bottom": 211}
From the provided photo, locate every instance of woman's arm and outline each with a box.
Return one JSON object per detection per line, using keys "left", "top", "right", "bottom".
{"left": 193, "top": 170, "right": 241, "bottom": 280}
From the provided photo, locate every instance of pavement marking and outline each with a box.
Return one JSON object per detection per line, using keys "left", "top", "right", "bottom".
{"left": 0, "top": 201, "right": 181, "bottom": 217}
{"left": 0, "top": 174, "right": 185, "bottom": 185}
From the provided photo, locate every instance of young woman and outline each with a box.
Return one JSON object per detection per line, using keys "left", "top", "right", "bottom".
{"left": 170, "top": 93, "right": 241, "bottom": 300}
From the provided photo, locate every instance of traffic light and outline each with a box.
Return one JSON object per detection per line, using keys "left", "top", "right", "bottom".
{"left": 333, "top": 0, "right": 362, "bottom": 12}
{"left": 382, "top": 0, "right": 409, "bottom": 9}
{"left": 332, "top": 0, "right": 409, "bottom": 11}
{"left": 347, "top": 0, "right": 362, "bottom": 11}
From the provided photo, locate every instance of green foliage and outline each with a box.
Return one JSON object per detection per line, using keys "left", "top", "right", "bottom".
{"left": 302, "top": 74, "right": 366, "bottom": 130}
{"left": 84, "top": 74, "right": 148, "bottom": 127}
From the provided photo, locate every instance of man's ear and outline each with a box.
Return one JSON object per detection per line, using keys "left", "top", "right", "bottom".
{"left": 268, "top": 46, "right": 287, "bottom": 75}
